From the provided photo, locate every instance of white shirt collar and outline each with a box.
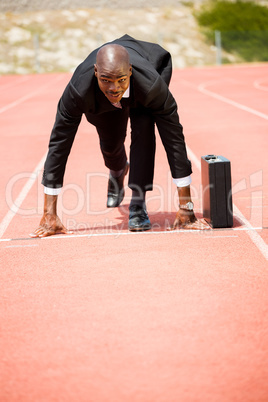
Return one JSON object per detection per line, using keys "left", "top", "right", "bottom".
{"left": 123, "top": 86, "right": 130, "bottom": 98}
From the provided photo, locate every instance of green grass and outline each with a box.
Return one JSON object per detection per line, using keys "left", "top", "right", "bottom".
{"left": 194, "top": 0, "right": 268, "bottom": 62}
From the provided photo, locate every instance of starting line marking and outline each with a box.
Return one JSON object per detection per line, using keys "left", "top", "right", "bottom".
{"left": 0, "top": 225, "right": 265, "bottom": 244}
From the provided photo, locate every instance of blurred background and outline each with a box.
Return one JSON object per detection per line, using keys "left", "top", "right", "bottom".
{"left": 0, "top": 0, "right": 268, "bottom": 74}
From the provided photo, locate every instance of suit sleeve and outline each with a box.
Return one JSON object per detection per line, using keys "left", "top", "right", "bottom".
{"left": 143, "top": 75, "right": 192, "bottom": 179}
{"left": 42, "top": 83, "right": 83, "bottom": 189}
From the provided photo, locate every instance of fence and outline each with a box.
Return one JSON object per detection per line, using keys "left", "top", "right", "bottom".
{"left": 1, "top": 28, "right": 268, "bottom": 75}
{"left": 214, "top": 29, "right": 268, "bottom": 65}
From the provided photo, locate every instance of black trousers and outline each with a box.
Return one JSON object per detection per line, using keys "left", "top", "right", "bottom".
{"left": 87, "top": 105, "right": 155, "bottom": 192}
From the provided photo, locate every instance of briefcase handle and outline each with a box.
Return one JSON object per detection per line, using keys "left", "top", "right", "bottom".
{"left": 204, "top": 154, "right": 217, "bottom": 161}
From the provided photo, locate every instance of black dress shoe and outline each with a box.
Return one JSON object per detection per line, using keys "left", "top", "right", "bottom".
{"left": 128, "top": 205, "right": 151, "bottom": 232}
{"left": 107, "top": 162, "right": 129, "bottom": 208}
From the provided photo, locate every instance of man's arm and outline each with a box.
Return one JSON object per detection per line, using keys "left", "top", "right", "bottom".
{"left": 30, "top": 194, "right": 72, "bottom": 238}
{"left": 42, "top": 83, "right": 83, "bottom": 189}
{"left": 170, "top": 185, "right": 196, "bottom": 229}
{"left": 30, "top": 83, "right": 84, "bottom": 238}
{"left": 168, "top": 185, "right": 210, "bottom": 230}
{"left": 143, "top": 75, "right": 192, "bottom": 179}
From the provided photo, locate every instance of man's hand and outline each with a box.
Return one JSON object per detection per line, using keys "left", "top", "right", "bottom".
{"left": 29, "top": 193, "right": 73, "bottom": 238}
{"left": 168, "top": 208, "right": 210, "bottom": 230}
{"left": 30, "top": 213, "right": 72, "bottom": 238}
{"left": 168, "top": 184, "right": 211, "bottom": 230}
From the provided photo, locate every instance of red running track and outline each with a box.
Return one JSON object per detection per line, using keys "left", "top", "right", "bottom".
{"left": 0, "top": 64, "right": 268, "bottom": 402}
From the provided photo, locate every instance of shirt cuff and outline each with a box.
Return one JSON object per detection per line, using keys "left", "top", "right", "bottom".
{"left": 173, "top": 175, "right": 192, "bottom": 187}
{"left": 44, "top": 186, "right": 62, "bottom": 195}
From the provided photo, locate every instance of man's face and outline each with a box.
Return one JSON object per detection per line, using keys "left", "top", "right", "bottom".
{"left": 94, "top": 61, "right": 132, "bottom": 104}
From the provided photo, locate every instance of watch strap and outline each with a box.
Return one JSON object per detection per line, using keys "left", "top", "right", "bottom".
{"left": 179, "top": 202, "right": 194, "bottom": 211}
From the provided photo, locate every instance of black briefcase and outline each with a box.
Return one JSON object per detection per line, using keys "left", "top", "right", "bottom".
{"left": 201, "top": 155, "right": 233, "bottom": 228}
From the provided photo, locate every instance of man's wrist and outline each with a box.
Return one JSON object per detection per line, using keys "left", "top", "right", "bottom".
{"left": 177, "top": 185, "right": 193, "bottom": 207}
{"left": 179, "top": 201, "right": 194, "bottom": 211}
{"left": 44, "top": 193, "right": 58, "bottom": 215}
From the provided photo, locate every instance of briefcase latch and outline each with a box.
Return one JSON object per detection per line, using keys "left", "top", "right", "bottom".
{"left": 205, "top": 154, "right": 217, "bottom": 161}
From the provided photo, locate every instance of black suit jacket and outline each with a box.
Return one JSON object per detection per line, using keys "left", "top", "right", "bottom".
{"left": 42, "top": 34, "right": 192, "bottom": 188}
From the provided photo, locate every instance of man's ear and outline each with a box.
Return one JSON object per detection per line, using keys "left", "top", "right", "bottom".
{"left": 129, "top": 64, "right": 132, "bottom": 76}
{"left": 94, "top": 64, "right": 98, "bottom": 77}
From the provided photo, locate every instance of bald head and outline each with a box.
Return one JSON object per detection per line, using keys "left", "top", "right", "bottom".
{"left": 96, "top": 44, "right": 130, "bottom": 70}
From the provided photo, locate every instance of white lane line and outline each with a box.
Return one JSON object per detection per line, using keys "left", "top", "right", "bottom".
{"left": 187, "top": 146, "right": 201, "bottom": 170}
{"left": 0, "top": 76, "right": 31, "bottom": 91}
{"left": 254, "top": 78, "right": 268, "bottom": 91}
{"left": 0, "top": 74, "right": 67, "bottom": 238}
{"left": 184, "top": 78, "right": 268, "bottom": 259}
{"left": 0, "top": 230, "right": 208, "bottom": 243}
{"left": 0, "top": 146, "right": 266, "bottom": 260}
{"left": 233, "top": 204, "right": 268, "bottom": 260}
{"left": 0, "top": 154, "right": 47, "bottom": 239}
{"left": 0, "top": 226, "right": 265, "bottom": 244}
{"left": 197, "top": 80, "right": 268, "bottom": 121}
{"left": 0, "top": 74, "right": 65, "bottom": 114}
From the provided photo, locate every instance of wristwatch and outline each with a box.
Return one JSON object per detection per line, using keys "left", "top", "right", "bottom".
{"left": 179, "top": 201, "right": 194, "bottom": 211}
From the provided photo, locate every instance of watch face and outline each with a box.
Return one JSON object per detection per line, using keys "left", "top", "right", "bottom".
{"left": 187, "top": 202, "right": 194, "bottom": 210}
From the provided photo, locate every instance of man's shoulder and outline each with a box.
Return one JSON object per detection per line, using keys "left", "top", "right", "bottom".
{"left": 71, "top": 49, "right": 96, "bottom": 81}
{"left": 115, "top": 35, "right": 172, "bottom": 85}
{"left": 114, "top": 34, "right": 165, "bottom": 55}
{"left": 68, "top": 52, "right": 96, "bottom": 99}
{"left": 61, "top": 57, "right": 96, "bottom": 113}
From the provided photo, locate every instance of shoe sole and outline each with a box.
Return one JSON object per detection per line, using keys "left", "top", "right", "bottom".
{"left": 128, "top": 224, "right": 151, "bottom": 232}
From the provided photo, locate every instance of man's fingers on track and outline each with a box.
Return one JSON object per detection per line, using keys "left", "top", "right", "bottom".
{"left": 29, "top": 228, "right": 73, "bottom": 238}
{"left": 29, "top": 227, "right": 46, "bottom": 237}
{"left": 29, "top": 232, "right": 39, "bottom": 238}
{"left": 181, "top": 219, "right": 211, "bottom": 230}
{"left": 167, "top": 220, "right": 180, "bottom": 231}
{"left": 167, "top": 218, "right": 211, "bottom": 231}
{"left": 56, "top": 228, "right": 74, "bottom": 235}
{"left": 38, "top": 230, "right": 55, "bottom": 238}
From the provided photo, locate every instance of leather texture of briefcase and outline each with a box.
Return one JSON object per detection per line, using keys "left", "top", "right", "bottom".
{"left": 201, "top": 155, "right": 233, "bottom": 228}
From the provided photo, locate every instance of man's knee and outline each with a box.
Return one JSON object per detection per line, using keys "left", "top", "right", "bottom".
{"left": 100, "top": 142, "right": 125, "bottom": 156}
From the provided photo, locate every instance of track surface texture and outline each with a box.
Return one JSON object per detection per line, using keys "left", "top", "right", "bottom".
{"left": 0, "top": 63, "right": 268, "bottom": 402}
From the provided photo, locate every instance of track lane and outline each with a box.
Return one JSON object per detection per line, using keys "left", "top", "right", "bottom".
{"left": 0, "top": 64, "right": 268, "bottom": 402}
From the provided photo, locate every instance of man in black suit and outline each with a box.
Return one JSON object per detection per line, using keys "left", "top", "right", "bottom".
{"left": 30, "top": 35, "right": 207, "bottom": 238}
